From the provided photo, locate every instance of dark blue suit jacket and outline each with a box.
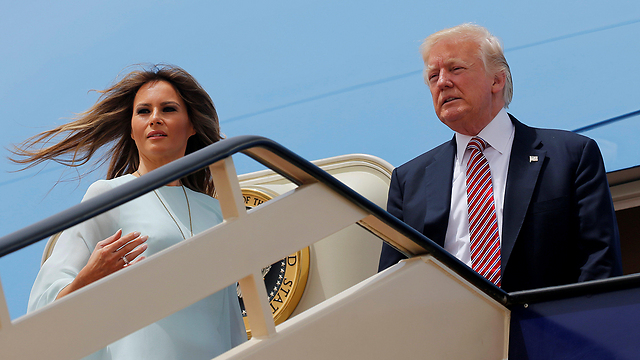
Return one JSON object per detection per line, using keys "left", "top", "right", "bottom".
{"left": 379, "top": 115, "right": 622, "bottom": 292}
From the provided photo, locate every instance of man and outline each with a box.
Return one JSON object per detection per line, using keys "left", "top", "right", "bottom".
{"left": 378, "top": 23, "right": 622, "bottom": 292}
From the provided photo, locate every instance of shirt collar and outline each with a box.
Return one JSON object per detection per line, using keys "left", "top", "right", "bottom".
{"left": 455, "top": 108, "right": 513, "bottom": 165}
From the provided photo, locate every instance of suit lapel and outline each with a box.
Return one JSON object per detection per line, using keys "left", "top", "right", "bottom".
{"left": 501, "top": 115, "right": 545, "bottom": 270}
{"left": 421, "top": 137, "right": 456, "bottom": 247}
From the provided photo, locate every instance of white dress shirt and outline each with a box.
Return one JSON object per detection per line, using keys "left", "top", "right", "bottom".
{"left": 443, "top": 108, "right": 515, "bottom": 267}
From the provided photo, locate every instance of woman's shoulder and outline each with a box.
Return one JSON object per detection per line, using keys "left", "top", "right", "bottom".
{"left": 83, "top": 174, "right": 135, "bottom": 200}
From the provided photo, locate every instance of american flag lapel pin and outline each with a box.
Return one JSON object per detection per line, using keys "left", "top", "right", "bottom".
{"left": 529, "top": 155, "right": 538, "bottom": 163}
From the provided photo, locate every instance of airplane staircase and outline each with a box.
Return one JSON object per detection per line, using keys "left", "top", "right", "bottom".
{"left": 0, "top": 136, "right": 639, "bottom": 359}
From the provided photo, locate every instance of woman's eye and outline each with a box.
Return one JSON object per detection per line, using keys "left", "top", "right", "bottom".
{"left": 136, "top": 108, "right": 150, "bottom": 114}
{"left": 164, "top": 106, "right": 177, "bottom": 112}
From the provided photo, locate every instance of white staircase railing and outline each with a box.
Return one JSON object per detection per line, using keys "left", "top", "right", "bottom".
{"left": 0, "top": 136, "right": 508, "bottom": 360}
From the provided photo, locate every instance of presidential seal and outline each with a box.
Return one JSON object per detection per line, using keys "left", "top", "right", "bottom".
{"left": 237, "top": 188, "right": 311, "bottom": 338}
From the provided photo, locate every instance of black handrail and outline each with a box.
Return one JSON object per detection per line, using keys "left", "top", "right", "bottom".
{"left": 2, "top": 135, "right": 635, "bottom": 308}
{"left": 0, "top": 135, "right": 509, "bottom": 305}
{"left": 507, "top": 272, "right": 640, "bottom": 306}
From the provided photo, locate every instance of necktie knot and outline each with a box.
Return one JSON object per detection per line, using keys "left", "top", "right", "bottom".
{"left": 467, "top": 137, "right": 488, "bottom": 153}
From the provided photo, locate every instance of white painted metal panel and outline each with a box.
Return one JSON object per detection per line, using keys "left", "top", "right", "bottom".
{"left": 220, "top": 256, "right": 509, "bottom": 360}
{"left": 0, "top": 181, "right": 368, "bottom": 360}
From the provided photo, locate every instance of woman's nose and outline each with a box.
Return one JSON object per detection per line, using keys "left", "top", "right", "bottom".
{"left": 149, "top": 109, "right": 163, "bottom": 125}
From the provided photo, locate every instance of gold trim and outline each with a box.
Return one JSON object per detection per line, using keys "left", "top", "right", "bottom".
{"left": 241, "top": 188, "right": 279, "bottom": 208}
{"left": 272, "top": 246, "right": 310, "bottom": 325}
{"left": 239, "top": 187, "right": 311, "bottom": 338}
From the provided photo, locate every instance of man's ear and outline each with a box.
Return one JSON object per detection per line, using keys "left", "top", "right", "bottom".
{"left": 492, "top": 71, "right": 506, "bottom": 94}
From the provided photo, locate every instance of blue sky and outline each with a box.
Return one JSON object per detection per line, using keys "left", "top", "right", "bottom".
{"left": 1, "top": 0, "right": 639, "bottom": 319}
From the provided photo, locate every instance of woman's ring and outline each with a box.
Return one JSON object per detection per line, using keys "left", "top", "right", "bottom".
{"left": 122, "top": 255, "right": 129, "bottom": 265}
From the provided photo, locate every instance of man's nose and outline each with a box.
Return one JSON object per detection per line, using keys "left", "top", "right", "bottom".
{"left": 436, "top": 70, "right": 452, "bottom": 89}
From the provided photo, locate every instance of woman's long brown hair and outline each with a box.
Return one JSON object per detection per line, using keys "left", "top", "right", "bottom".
{"left": 10, "top": 64, "right": 222, "bottom": 196}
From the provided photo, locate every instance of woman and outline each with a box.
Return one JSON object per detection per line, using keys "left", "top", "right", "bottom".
{"left": 11, "top": 65, "right": 246, "bottom": 359}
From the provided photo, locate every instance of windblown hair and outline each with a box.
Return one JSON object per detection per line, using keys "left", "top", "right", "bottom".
{"left": 419, "top": 23, "right": 513, "bottom": 108}
{"left": 10, "top": 64, "right": 222, "bottom": 196}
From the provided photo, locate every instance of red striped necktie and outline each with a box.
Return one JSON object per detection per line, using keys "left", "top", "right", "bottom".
{"left": 466, "top": 137, "right": 502, "bottom": 287}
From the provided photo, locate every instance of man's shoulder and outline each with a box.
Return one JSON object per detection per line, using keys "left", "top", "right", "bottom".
{"left": 512, "top": 115, "right": 595, "bottom": 151}
{"left": 532, "top": 126, "right": 591, "bottom": 143}
{"left": 510, "top": 116, "right": 606, "bottom": 171}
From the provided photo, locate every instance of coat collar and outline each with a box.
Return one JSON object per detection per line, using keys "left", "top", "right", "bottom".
{"left": 421, "top": 137, "right": 456, "bottom": 246}
{"left": 501, "top": 114, "right": 546, "bottom": 270}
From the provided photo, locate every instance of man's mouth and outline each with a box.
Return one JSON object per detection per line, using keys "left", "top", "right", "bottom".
{"left": 443, "top": 97, "right": 459, "bottom": 105}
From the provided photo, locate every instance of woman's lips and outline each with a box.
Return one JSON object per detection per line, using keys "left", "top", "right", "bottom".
{"left": 147, "top": 131, "right": 167, "bottom": 138}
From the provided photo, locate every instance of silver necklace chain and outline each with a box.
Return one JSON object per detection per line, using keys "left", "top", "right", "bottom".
{"left": 136, "top": 171, "right": 193, "bottom": 239}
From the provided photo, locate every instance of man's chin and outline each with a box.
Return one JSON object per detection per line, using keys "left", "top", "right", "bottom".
{"left": 438, "top": 113, "right": 475, "bottom": 134}
{"left": 438, "top": 113, "right": 463, "bottom": 126}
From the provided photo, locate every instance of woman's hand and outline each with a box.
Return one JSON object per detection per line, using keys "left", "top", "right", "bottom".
{"left": 55, "top": 229, "right": 148, "bottom": 300}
